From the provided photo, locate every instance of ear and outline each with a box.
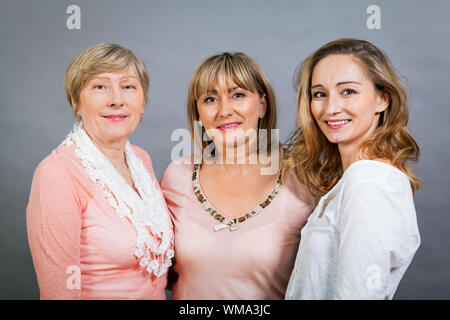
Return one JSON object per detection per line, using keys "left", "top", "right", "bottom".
{"left": 375, "top": 90, "right": 390, "bottom": 113}
{"left": 259, "top": 94, "right": 267, "bottom": 118}
{"left": 71, "top": 98, "right": 78, "bottom": 115}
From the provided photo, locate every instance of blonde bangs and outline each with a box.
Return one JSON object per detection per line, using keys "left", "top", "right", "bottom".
{"left": 191, "top": 55, "right": 259, "bottom": 101}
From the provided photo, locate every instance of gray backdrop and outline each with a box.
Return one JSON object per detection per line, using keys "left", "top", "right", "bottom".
{"left": 1, "top": 0, "right": 449, "bottom": 299}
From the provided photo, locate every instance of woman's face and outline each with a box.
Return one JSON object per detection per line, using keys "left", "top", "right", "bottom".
{"left": 196, "top": 74, "right": 266, "bottom": 149}
{"left": 310, "top": 54, "right": 389, "bottom": 151}
{"left": 73, "top": 65, "right": 145, "bottom": 147}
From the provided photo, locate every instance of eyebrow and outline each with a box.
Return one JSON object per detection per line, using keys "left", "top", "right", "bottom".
{"left": 310, "top": 81, "right": 362, "bottom": 89}
{"left": 205, "top": 86, "right": 240, "bottom": 95}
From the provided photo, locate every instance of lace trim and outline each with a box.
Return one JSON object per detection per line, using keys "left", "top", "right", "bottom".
{"left": 61, "top": 121, "right": 174, "bottom": 277}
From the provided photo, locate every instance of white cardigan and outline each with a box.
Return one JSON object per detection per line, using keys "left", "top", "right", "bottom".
{"left": 285, "top": 160, "right": 420, "bottom": 300}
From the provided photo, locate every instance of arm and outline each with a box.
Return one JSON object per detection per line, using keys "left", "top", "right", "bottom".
{"left": 334, "top": 181, "right": 414, "bottom": 299}
{"left": 26, "top": 159, "right": 82, "bottom": 299}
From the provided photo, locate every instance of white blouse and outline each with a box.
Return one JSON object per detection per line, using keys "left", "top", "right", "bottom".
{"left": 285, "top": 160, "right": 420, "bottom": 300}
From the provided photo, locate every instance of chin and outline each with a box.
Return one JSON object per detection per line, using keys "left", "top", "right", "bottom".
{"left": 324, "top": 134, "right": 346, "bottom": 144}
{"left": 103, "top": 130, "right": 132, "bottom": 142}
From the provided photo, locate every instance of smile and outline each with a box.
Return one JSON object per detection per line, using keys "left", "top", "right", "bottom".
{"left": 102, "top": 114, "right": 128, "bottom": 122}
{"left": 325, "top": 119, "right": 351, "bottom": 129}
{"left": 217, "top": 122, "right": 242, "bottom": 130}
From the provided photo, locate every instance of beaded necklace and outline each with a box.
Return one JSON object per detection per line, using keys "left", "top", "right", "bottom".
{"left": 192, "top": 163, "right": 282, "bottom": 232}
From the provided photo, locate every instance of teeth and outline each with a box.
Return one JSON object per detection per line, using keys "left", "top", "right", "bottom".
{"left": 222, "top": 124, "right": 238, "bottom": 128}
{"left": 327, "top": 120, "right": 350, "bottom": 126}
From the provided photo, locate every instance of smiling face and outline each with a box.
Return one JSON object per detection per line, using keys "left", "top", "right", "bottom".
{"left": 309, "top": 54, "right": 389, "bottom": 152}
{"left": 196, "top": 74, "right": 266, "bottom": 149}
{"left": 73, "top": 65, "right": 145, "bottom": 147}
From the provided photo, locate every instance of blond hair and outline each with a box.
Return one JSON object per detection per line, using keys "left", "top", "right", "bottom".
{"left": 283, "top": 38, "right": 421, "bottom": 197}
{"left": 64, "top": 43, "right": 149, "bottom": 110}
{"left": 187, "top": 52, "right": 277, "bottom": 155}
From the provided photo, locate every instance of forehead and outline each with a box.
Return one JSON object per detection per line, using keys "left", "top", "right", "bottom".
{"left": 89, "top": 64, "right": 139, "bottom": 81}
{"left": 311, "top": 54, "right": 370, "bottom": 85}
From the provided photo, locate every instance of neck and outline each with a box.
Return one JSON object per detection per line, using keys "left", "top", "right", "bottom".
{"left": 338, "top": 121, "right": 381, "bottom": 171}
{"left": 338, "top": 142, "right": 364, "bottom": 171}
{"left": 214, "top": 137, "right": 258, "bottom": 165}
{"left": 85, "top": 131, "right": 127, "bottom": 166}
{"left": 211, "top": 140, "right": 280, "bottom": 176}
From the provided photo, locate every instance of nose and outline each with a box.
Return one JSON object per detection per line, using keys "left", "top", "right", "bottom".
{"left": 325, "top": 92, "right": 342, "bottom": 115}
{"left": 218, "top": 97, "right": 234, "bottom": 118}
{"left": 108, "top": 84, "right": 124, "bottom": 108}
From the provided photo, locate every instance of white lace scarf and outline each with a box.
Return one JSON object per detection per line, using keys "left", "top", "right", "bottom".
{"left": 61, "top": 121, "right": 174, "bottom": 277}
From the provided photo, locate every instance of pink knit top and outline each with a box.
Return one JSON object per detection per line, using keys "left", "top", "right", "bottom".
{"left": 26, "top": 145, "right": 169, "bottom": 299}
{"left": 160, "top": 159, "right": 316, "bottom": 299}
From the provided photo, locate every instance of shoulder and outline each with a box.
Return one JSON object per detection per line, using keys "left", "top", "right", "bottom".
{"left": 160, "top": 155, "right": 194, "bottom": 189}
{"left": 34, "top": 146, "right": 80, "bottom": 181}
{"left": 282, "top": 167, "right": 317, "bottom": 209}
{"left": 337, "top": 161, "right": 416, "bottom": 226}
{"left": 30, "top": 146, "right": 85, "bottom": 199}
{"left": 341, "top": 160, "right": 411, "bottom": 194}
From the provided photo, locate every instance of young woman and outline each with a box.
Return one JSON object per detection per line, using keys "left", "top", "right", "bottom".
{"left": 284, "top": 38, "right": 421, "bottom": 299}
{"left": 160, "top": 52, "right": 315, "bottom": 299}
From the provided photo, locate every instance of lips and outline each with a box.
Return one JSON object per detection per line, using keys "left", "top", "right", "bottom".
{"left": 102, "top": 114, "right": 128, "bottom": 122}
{"left": 217, "top": 122, "right": 242, "bottom": 130}
{"left": 324, "top": 119, "right": 351, "bottom": 129}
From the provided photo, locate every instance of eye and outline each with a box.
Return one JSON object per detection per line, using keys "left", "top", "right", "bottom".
{"left": 342, "top": 88, "right": 357, "bottom": 95}
{"left": 312, "top": 91, "right": 326, "bottom": 98}
{"left": 124, "top": 84, "right": 136, "bottom": 90}
{"left": 203, "top": 96, "right": 217, "bottom": 103}
{"left": 94, "top": 84, "right": 105, "bottom": 90}
{"left": 232, "top": 92, "right": 246, "bottom": 99}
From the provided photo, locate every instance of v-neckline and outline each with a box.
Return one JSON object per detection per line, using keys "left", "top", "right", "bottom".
{"left": 192, "top": 163, "right": 282, "bottom": 231}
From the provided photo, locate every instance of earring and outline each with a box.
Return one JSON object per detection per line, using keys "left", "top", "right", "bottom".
{"left": 140, "top": 115, "right": 143, "bottom": 123}
{"left": 76, "top": 114, "right": 82, "bottom": 123}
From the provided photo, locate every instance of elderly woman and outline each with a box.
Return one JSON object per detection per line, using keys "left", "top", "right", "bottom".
{"left": 26, "top": 43, "right": 174, "bottom": 300}
{"left": 160, "top": 52, "right": 315, "bottom": 299}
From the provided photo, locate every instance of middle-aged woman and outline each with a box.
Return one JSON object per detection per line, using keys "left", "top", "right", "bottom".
{"left": 26, "top": 43, "right": 174, "bottom": 300}
{"left": 160, "top": 52, "right": 315, "bottom": 299}
{"left": 284, "top": 38, "right": 421, "bottom": 299}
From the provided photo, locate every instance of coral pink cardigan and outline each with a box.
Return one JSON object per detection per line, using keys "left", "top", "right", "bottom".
{"left": 26, "top": 145, "right": 168, "bottom": 300}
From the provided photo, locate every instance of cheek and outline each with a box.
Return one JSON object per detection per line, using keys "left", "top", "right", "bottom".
{"left": 310, "top": 102, "right": 322, "bottom": 122}
{"left": 354, "top": 99, "right": 378, "bottom": 123}
{"left": 126, "top": 91, "right": 145, "bottom": 111}
{"left": 238, "top": 101, "right": 259, "bottom": 123}
{"left": 78, "top": 95, "right": 103, "bottom": 117}
{"left": 197, "top": 107, "right": 215, "bottom": 128}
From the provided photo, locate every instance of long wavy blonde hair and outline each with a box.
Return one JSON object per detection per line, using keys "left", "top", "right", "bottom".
{"left": 283, "top": 38, "right": 421, "bottom": 198}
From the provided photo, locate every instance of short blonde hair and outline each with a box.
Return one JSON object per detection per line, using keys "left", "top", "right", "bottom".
{"left": 64, "top": 43, "right": 149, "bottom": 110}
{"left": 187, "top": 52, "right": 277, "bottom": 154}
{"left": 283, "top": 38, "right": 421, "bottom": 197}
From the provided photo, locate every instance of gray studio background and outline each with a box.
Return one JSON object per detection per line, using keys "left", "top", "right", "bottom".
{"left": 0, "top": 0, "right": 449, "bottom": 299}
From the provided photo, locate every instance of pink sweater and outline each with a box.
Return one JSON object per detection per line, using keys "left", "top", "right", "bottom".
{"left": 160, "top": 160, "right": 316, "bottom": 299}
{"left": 26, "top": 145, "right": 168, "bottom": 300}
